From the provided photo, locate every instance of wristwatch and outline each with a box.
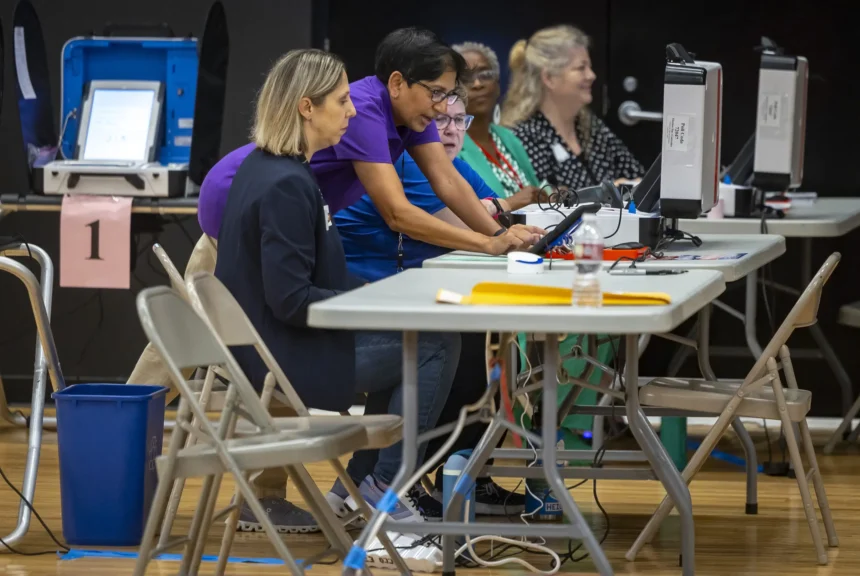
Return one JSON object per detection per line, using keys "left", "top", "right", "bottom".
{"left": 493, "top": 227, "right": 507, "bottom": 237}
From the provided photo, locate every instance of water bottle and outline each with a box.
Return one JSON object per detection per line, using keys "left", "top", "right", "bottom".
{"left": 442, "top": 450, "right": 476, "bottom": 523}
{"left": 572, "top": 212, "right": 604, "bottom": 307}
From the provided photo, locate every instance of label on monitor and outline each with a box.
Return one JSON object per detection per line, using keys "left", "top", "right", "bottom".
{"left": 759, "top": 93, "right": 781, "bottom": 128}
{"left": 664, "top": 114, "right": 692, "bottom": 152}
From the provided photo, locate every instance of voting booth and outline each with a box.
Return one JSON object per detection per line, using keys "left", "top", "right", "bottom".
{"left": 33, "top": 35, "right": 199, "bottom": 197}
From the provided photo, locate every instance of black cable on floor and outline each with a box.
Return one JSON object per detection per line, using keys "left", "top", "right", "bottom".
{"left": 0, "top": 465, "right": 69, "bottom": 555}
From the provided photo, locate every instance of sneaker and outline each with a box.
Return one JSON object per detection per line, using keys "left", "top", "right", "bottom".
{"left": 324, "top": 477, "right": 366, "bottom": 527}
{"left": 433, "top": 478, "right": 526, "bottom": 516}
{"left": 236, "top": 496, "right": 320, "bottom": 534}
{"left": 344, "top": 475, "right": 425, "bottom": 523}
{"left": 474, "top": 478, "right": 525, "bottom": 515}
{"left": 410, "top": 483, "right": 442, "bottom": 521}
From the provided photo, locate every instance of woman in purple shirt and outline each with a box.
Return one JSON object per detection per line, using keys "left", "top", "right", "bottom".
{"left": 198, "top": 27, "right": 543, "bottom": 251}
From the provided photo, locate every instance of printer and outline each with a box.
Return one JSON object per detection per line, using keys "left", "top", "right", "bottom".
{"left": 717, "top": 38, "right": 809, "bottom": 216}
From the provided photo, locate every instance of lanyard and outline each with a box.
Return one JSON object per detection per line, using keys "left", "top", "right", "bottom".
{"left": 475, "top": 139, "right": 524, "bottom": 190}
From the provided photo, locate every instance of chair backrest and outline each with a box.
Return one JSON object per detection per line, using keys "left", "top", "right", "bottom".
{"left": 136, "top": 286, "right": 275, "bottom": 427}
{"left": 185, "top": 272, "right": 310, "bottom": 416}
{"left": 746, "top": 252, "right": 840, "bottom": 383}
{"left": 152, "top": 243, "right": 188, "bottom": 299}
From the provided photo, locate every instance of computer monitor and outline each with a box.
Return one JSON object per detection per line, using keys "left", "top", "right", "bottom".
{"left": 631, "top": 153, "right": 662, "bottom": 214}
{"left": 75, "top": 80, "right": 163, "bottom": 162}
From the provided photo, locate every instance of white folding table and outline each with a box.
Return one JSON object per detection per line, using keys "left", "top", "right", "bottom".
{"left": 425, "top": 233, "right": 785, "bottom": 512}
{"left": 308, "top": 268, "right": 726, "bottom": 576}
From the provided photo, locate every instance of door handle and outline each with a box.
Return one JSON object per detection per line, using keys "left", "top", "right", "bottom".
{"left": 618, "top": 100, "right": 663, "bottom": 126}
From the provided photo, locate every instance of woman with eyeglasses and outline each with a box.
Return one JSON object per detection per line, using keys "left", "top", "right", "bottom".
{"left": 333, "top": 92, "right": 528, "bottom": 518}
{"left": 198, "top": 28, "right": 543, "bottom": 257}
{"left": 452, "top": 42, "right": 545, "bottom": 203}
{"left": 334, "top": 94, "right": 537, "bottom": 282}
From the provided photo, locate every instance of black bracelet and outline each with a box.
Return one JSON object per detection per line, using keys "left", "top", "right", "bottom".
{"left": 493, "top": 227, "right": 507, "bottom": 237}
{"left": 490, "top": 197, "right": 504, "bottom": 215}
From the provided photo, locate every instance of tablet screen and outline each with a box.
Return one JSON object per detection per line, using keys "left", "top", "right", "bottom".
{"left": 82, "top": 88, "right": 156, "bottom": 161}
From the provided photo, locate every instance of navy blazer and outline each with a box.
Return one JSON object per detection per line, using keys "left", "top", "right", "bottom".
{"left": 214, "top": 148, "right": 363, "bottom": 411}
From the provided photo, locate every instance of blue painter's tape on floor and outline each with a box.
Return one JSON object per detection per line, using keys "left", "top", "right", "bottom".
{"left": 687, "top": 440, "right": 764, "bottom": 473}
{"left": 58, "top": 549, "right": 306, "bottom": 567}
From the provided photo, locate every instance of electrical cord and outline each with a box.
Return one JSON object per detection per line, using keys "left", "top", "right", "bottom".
{"left": 604, "top": 203, "right": 623, "bottom": 240}
{"left": 0, "top": 465, "right": 69, "bottom": 555}
{"left": 560, "top": 335, "right": 622, "bottom": 564}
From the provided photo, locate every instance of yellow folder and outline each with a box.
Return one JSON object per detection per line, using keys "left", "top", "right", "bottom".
{"left": 436, "top": 282, "right": 671, "bottom": 306}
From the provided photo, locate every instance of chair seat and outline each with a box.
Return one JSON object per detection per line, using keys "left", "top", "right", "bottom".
{"left": 640, "top": 377, "right": 812, "bottom": 421}
{"left": 161, "top": 422, "right": 367, "bottom": 479}
{"left": 838, "top": 301, "right": 860, "bottom": 328}
{"left": 304, "top": 415, "right": 402, "bottom": 448}
{"left": 235, "top": 414, "right": 402, "bottom": 449}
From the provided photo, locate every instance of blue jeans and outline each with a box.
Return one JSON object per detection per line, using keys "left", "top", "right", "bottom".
{"left": 345, "top": 331, "right": 461, "bottom": 485}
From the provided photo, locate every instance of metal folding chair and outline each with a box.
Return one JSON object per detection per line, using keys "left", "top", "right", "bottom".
{"left": 184, "top": 273, "right": 406, "bottom": 535}
{"left": 628, "top": 253, "right": 841, "bottom": 566}
{"left": 823, "top": 300, "right": 860, "bottom": 452}
{"left": 133, "top": 286, "right": 375, "bottom": 576}
{"left": 0, "top": 243, "right": 65, "bottom": 551}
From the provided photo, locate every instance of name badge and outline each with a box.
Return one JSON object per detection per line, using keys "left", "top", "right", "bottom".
{"left": 324, "top": 204, "right": 332, "bottom": 230}
{"left": 551, "top": 142, "right": 570, "bottom": 164}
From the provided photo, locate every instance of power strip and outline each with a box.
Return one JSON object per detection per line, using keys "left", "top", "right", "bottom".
{"left": 364, "top": 532, "right": 442, "bottom": 573}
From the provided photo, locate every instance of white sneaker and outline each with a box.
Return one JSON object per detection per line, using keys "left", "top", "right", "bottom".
{"left": 344, "top": 475, "right": 425, "bottom": 523}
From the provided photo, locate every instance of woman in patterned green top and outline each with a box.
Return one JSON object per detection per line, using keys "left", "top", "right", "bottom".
{"left": 453, "top": 42, "right": 546, "bottom": 204}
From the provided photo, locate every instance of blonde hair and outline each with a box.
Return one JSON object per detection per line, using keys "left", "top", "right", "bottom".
{"left": 253, "top": 49, "right": 345, "bottom": 156}
{"left": 500, "top": 25, "right": 591, "bottom": 128}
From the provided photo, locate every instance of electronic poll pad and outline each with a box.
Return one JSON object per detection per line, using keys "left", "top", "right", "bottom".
{"left": 35, "top": 80, "right": 187, "bottom": 197}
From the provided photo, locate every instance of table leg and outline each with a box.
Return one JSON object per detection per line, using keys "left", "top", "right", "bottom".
{"left": 824, "top": 391, "right": 860, "bottom": 452}
{"left": 624, "top": 334, "right": 695, "bottom": 575}
{"left": 542, "top": 334, "right": 613, "bottom": 576}
{"left": 0, "top": 246, "right": 59, "bottom": 551}
{"left": 441, "top": 413, "right": 508, "bottom": 575}
{"left": 745, "top": 269, "right": 764, "bottom": 358}
{"left": 698, "top": 303, "right": 758, "bottom": 513}
{"left": 661, "top": 323, "right": 696, "bottom": 470}
{"left": 801, "top": 238, "right": 854, "bottom": 416}
{"left": 345, "top": 330, "right": 419, "bottom": 574}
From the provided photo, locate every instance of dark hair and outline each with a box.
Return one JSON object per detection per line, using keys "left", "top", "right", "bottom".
{"left": 375, "top": 27, "right": 467, "bottom": 86}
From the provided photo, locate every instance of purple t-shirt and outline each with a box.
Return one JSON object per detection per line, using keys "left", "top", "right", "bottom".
{"left": 197, "top": 75, "right": 440, "bottom": 238}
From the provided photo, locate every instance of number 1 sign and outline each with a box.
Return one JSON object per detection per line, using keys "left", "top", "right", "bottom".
{"left": 60, "top": 195, "right": 133, "bottom": 289}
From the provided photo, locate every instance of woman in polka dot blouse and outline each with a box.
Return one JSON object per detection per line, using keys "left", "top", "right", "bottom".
{"left": 502, "top": 25, "right": 645, "bottom": 191}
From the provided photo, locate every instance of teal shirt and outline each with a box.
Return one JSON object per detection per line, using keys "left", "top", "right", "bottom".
{"left": 458, "top": 124, "right": 540, "bottom": 198}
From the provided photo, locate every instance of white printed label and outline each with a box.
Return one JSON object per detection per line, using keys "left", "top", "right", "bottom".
{"left": 178, "top": 118, "right": 194, "bottom": 129}
{"left": 759, "top": 94, "right": 781, "bottom": 127}
{"left": 664, "top": 114, "right": 691, "bottom": 152}
{"left": 174, "top": 136, "right": 192, "bottom": 147}
{"left": 551, "top": 142, "right": 570, "bottom": 163}
{"left": 14, "top": 27, "right": 37, "bottom": 100}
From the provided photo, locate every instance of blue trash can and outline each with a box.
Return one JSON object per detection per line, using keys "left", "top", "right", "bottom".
{"left": 52, "top": 384, "right": 167, "bottom": 546}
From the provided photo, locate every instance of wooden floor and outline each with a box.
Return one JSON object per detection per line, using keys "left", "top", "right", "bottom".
{"left": 0, "top": 419, "right": 858, "bottom": 575}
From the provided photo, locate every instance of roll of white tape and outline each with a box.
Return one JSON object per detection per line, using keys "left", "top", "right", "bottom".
{"left": 507, "top": 251, "right": 545, "bottom": 274}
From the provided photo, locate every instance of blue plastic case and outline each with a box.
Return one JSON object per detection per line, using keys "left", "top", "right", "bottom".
{"left": 59, "top": 36, "right": 198, "bottom": 164}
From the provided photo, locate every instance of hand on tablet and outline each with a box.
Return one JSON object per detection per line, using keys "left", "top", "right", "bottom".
{"left": 484, "top": 224, "right": 546, "bottom": 255}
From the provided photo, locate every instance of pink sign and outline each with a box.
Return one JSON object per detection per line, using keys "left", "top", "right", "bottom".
{"left": 60, "top": 195, "right": 133, "bottom": 289}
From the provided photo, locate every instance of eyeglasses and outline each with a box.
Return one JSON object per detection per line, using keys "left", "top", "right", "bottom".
{"left": 435, "top": 114, "right": 474, "bottom": 131}
{"left": 470, "top": 68, "right": 499, "bottom": 83}
{"left": 409, "top": 78, "right": 460, "bottom": 105}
